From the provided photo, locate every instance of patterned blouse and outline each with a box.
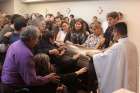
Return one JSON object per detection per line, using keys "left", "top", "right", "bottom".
{"left": 84, "top": 34, "right": 100, "bottom": 48}
{"left": 65, "top": 31, "right": 87, "bottom": 45}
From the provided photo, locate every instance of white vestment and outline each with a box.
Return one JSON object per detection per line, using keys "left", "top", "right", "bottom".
{"left": 93, "top": 38, "right": 139, "bottom": 93}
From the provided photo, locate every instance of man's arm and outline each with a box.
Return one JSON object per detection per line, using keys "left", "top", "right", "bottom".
{"left": 18, "top": 55, "right": 59, "bottom": 86}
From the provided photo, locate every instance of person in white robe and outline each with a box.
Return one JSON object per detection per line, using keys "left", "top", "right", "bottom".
{"left": 92, "top": 22, "right": 139, "bottom": 93}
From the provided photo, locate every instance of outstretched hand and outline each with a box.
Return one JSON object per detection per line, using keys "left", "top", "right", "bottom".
{"left": 46, "top": 73, "right": 60, "bottom": 83}
{"left": 73, "top": 53, "right": 80, "bottom": 60}
{"left": 75, "top": 67, "right": 88, "bottom": 75}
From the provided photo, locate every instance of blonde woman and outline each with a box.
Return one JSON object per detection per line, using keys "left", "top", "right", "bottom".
{"left": 83, "top": 23, "right": 105, "bottom": 49}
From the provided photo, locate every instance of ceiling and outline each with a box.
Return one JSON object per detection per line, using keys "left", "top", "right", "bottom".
{"left": 22, "top": 0, "right": 97, "bottom": 3}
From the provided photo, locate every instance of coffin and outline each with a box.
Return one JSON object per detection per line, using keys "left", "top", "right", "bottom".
{"left": 65, "top": 43, "right": 102, "bottom": 56}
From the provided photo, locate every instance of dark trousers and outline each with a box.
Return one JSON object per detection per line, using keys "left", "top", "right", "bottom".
{"left": 88, "top": 57, "right": 98, "bottom": 92}
{"left": 0, "top": 83, "right": 57, "bottom": 93}
{"left": 77, "top": 57, "right": 98, "bottom": 93}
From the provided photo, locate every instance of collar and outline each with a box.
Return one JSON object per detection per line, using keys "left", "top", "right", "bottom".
{"left": 118, "top": 37, "right": 128, "bottom": 43}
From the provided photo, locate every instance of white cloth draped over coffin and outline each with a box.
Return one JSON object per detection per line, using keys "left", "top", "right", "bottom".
{"left": 65, "top": 43, "right": 102, "bottom": 56}
{"left": 92, "top": 38, "right": 139, "bottom": 93}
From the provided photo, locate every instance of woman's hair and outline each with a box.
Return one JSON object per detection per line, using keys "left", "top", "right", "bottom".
{"left": 0, "top": 16, "right": 9, "bottom": 27}
{"left": 44, "top": 31, "right": 55, "bottom": 41}
{"left": 33, "top": 53, "right": 55, "bottom": 76}
{"left": 73, "top": 18, "right": 85, "bottom": 32}
{"left": 61, "top": 20, "right": 69, "bottom": 27}
{"left": 91, "top": 22, "right": 103, "bottom": 33}
{"left": 61, "top": 20, "right": 69, "bottom": 30}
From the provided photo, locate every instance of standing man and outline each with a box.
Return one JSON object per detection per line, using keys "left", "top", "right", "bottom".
{"left": 103, "top": 11, "right": 119, "bottom": 48}
{"left": 1, "top": 26, "right": 60, "bottom": 93}
{"left": 92, "top": 22, "right": 139, "bottom": 93}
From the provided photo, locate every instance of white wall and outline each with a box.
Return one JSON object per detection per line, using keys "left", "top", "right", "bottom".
{"left": 27, "top": 1, "right": 139, "bottom": 22}
{"left": 13, "top": 0, "right": 28, "bottom": 14}
{"left": 0, "top": 0, "right": 14, "bottom": 14}
{"left": 0, "top": 0, "right": 28, "bottom": 15}
{"left": 27, "top": 1, "right": 140, "bottom": 91}
{"left": 27, "top": 1, "right": 140, "bottom": 55}
{"left": 1, "top": 0, "right": 140, "bottom": 91}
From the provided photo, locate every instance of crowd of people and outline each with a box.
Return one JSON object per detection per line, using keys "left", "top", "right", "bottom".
{"left": 0, "top": 10, "right": 138, "bottom": 93}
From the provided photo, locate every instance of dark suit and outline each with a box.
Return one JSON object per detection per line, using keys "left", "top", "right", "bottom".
{"left": 103, "top": 26, "right": 114, "bottom": 48}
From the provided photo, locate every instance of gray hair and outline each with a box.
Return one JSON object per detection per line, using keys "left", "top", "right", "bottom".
{"left": 20, "top": 25, "right": 39, "bottom": 41}
{"left": 29, "top": 18, "right": 44, "bottom": 27}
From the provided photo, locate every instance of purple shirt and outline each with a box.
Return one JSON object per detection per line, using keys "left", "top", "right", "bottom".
{"left": 1, "top": 40, "right": 49, "bottom": 86}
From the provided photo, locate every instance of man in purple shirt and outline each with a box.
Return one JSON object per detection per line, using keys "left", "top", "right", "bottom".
{"left": 1, "top": 26, "right": 60, "bottom": 93}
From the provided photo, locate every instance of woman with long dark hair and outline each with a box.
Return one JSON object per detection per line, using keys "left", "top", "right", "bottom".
{"left": 65, "top": 18, "right": 88, "bottom": 45}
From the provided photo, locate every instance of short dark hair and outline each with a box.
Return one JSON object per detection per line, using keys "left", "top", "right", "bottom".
{"left": 55, "top": 16, "right": 62, "bottom": 20}
{"left": 11, "top": 14, "right": 22, "bottom": 24}
{"left": 45, "top": 13, "right": 53, "bottom": 17}
{"left": 70, "top": 14, "right": 74, "bottom": 18}
{"left": 14, "top": 16, "right": 27, "bottom": 31}
{"left": 44, "top": 31, "right": 55, "bottom": 40}
{"left": 114, "top": 22, "right": 127, "bottom": 36}
{"left": 107, "top": 11, "right": 119, "bottom": 19}
{"left": 118, "top": 12, "right": 123, "bottom": 17}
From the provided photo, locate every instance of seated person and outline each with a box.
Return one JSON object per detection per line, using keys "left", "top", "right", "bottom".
{"left": 83, "top": 23, "right": 105, "bottom": 49}
{"left": 55, "top": 21, "right": 70, "bottom": 44}
{"left": 33, "top": 53, "right": 87, "bottom": 93}
{"left": 64, "top": 18, "right": 88, "bottom": 45}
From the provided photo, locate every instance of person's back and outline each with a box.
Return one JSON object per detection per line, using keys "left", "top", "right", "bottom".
{"left": 1, "top": 25, "right": 61, "bottom": 93}
{"left": 9, "top": 32, "right": 20, "bottom": 44}
{"left": 33, "top": 53, "right": 88, "bottom": 93}
{"left": 0, "top": 16, "right": 27, "bottom": 45}
{"left": 123, "top": 39, "right": 138, "bottom": 92}
{"left": 1, "top": 40, "right": 33, "bottom": 85}
{"left": 92, "top": 22, "right": 138, "bottom": 93}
